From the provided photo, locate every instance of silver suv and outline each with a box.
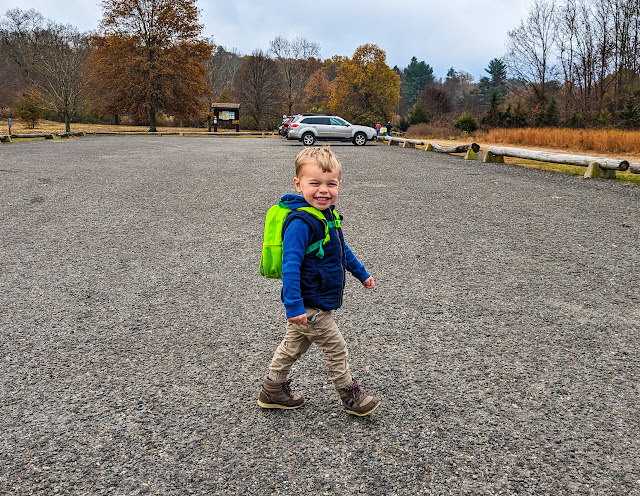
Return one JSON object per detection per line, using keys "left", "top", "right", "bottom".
{"left": 286, "top": 114, "right": 377, "bottom": 146}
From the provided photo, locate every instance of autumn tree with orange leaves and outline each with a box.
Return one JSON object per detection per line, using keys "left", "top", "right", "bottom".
{"left": 90, "top": 0, "right": 212, "bottom": 131}
{"left": 303, "top": 69, "right": 333, "bottom": 113}
{"left": 330, "top": 44, "right": 400, "bottom": 125}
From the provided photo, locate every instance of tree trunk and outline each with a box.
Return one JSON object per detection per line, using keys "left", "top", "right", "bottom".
{"left": 64, "top": 112, "right": 71, "bottom": 133}
{"left": 149, "top": 105, "right": 157, "bottom": 132}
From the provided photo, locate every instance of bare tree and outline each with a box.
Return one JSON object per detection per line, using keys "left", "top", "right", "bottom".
{"left": 232, "top": 50, "right": 284, "bottom": 129}
{"left": 0, "top": 9, "right": 46, "bottom": 84}
{"left": 610, "top": 0, "right": 640, "bottom": 107}
{"left": 269, "top": 36, "right": 320, "bottom": 115}
{"left": 505, "top": 0, "right": 559, "bottom": 102}
{"left": 0, "top": 8, "right": 90, "bottom": 131}
{"left": 205, "top": 44, "right": 243, "bottom": 97}
{"left": 36, "top": 25, "right": 91, "bottom": 132}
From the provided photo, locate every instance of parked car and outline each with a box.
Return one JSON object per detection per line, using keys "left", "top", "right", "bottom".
{"left": 286, "top": 115, "right": 377, "bottom": 146}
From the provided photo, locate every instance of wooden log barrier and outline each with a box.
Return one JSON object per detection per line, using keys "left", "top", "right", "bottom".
{"left": 56, "top": 131, "right": 85, "bottom": 138}
{"left": 10, "top": 133, "right": 55, "bottom": 139}
{"left": 426, "top": 142, "right": 480, "bottom": 154}
{"left": 0, "top": 135, "right": 9, "bottom": 143}
{"left": 629, "top": 163, "right": 640, "bottom": 174}
{"left": 384, "top": 136, "right": 424, "bottom": 147}
{"left": 484, "top": 146, "right": 629, "bottom": 171}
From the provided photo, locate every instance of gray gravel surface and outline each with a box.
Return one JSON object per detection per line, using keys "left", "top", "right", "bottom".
{"left": 1, "top": 136, "right": 639, "bottom": 495}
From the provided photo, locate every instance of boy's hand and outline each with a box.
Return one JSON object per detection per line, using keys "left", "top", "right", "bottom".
{"left": 362, "top": 276, "right": 375, "bottom": 289}
{"left": 288, "top": 313, "right": 308, "bottom": 325}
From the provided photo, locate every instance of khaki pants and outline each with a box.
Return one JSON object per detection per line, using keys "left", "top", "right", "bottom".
{"left": 269, "top": 307, "right": 352, "bottom": 389}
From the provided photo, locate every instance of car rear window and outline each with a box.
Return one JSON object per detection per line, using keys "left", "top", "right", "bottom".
{"left": 301, "top": 117, "right": 331, "bottom": 125}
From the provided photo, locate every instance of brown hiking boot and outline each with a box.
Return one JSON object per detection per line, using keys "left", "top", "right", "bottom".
{"left": 257, "top": 376, "right": 305, "bottom": 410}
{"left": 338, "top": 381, "right": 381, "bottom": 416}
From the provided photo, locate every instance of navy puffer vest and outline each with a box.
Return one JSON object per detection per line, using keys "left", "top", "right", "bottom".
{"left": 282, "top": 208, "right": 346, "bottom": 310}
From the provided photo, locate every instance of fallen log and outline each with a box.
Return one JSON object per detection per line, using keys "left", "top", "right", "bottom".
{"left": 629, "top": 163, "right": 640, "bottom": 174}
{"left": 11, "top": 133, "right": 54, "bottom": 139}
{"left": 427, "top": 142, "right": 480, "bottom": 154}
{"left": 56, "top": 131, "right": 85, "bottom": 138}
{"left": 384, "top": 136, "right": 424, "bottom": 148}
{"left": 486, "top": 146, "right": 629, "bottom": 171}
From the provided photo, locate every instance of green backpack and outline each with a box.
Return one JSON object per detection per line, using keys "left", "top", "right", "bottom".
{"left": 259, "top": 201, "right": 341, "bottom": 279}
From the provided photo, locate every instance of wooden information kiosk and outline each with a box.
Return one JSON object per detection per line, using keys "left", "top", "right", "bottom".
{"left": 210, "top": 103, "right": 240, "bottom": 132}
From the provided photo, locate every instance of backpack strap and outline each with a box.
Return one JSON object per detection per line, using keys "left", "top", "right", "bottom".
{"left": 280, "top": 202, "right": 341, "bottom": 259}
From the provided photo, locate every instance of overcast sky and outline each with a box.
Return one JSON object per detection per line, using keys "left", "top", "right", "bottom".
{"left": 1, "top": 0, "right": 531, "bottom": 80}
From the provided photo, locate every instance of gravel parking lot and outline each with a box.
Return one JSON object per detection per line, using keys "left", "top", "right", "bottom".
{"left": 1, "top": 136, "right": 639, "bottom": 495}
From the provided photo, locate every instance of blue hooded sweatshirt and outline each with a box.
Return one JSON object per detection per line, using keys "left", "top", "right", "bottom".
{"left": 279, "top": 193, "right": 370, "bottom": 319}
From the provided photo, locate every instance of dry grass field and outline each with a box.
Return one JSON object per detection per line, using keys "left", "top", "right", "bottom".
{"left": 485, "top": 127, "right": 640, "bottom": 157}
{"left": 406, "top": 125, "right": 640, "bottom": 185}
{"left": 3, "top": 119, "right": 234, "bottom": 135}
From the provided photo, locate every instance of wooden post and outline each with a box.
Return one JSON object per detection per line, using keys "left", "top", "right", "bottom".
{"left": 213, "top": 109, "right": 218, "bottom": 132}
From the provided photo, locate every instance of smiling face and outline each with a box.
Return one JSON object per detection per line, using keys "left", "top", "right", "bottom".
{"left": 293, "top": 162, "right": 341, "bottom": 210}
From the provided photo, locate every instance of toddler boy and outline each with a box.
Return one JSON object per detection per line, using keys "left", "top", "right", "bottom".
{"left": 258, "top": 145, "right": 380, "bottom": 416}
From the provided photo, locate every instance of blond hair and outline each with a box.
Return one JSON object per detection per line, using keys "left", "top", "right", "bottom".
{"left": 295, "top": 145, "right": 342, "bottom": 180}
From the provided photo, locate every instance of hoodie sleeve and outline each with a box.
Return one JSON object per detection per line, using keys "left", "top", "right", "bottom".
{"left": 281, "top": 217, "right": 312, "bottom": 319}
{"left": 343, "top": 241, "right": 371, "bottom": 282}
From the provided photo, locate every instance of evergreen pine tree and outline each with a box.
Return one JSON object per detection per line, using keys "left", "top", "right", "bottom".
{"left": 618, "top": 95, "right": 640, "bottom": 129}
{"left": 481, "top": 90, "right": 502, "bottom": 127}
{"left": 409, "top": 99, "right": 430, "bottom": 125}
{"left": 545, "top": 97, "right": 559, "bottom": 127}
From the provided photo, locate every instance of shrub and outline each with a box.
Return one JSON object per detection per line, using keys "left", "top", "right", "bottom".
{"left": 15, "top": 87, "right": 45, "bottom": 129}
{"left": 453, "top": 112, "right": 479, "bottom": 134}
{"left": 397, "top": 117, "right": 411, "bottom": 132}
{"left": 595, "top": 109, "right": 612, "bottom": 127}
{"left": 534, "top": 97, "right": 559, "bottom": 127}
{"left": 565, "top": 111, "right": 586, "bottom": 128}
{"left": 509, "top": 103, "right": 529, "bottom": 128}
